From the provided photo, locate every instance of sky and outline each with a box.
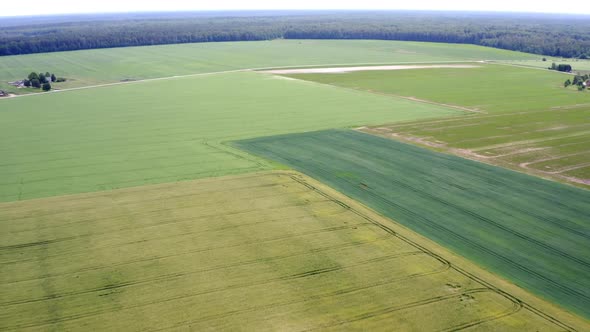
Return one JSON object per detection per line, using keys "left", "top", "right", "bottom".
{"left": 2, "top": 0, "right": 590, "bottom": 17}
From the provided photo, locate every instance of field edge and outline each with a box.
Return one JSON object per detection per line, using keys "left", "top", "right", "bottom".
{"left": 284, "top": 170, "right": 590, "bottom": 330}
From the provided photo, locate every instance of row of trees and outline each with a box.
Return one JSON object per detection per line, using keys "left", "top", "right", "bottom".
{"left": 1, "top": 12, "right": 589, "bottom": 57}
{"left": 564, "top": 74, "right": 589, "bottom": 91}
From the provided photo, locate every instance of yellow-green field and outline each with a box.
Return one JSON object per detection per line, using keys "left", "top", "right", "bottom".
{"left": 0, "top": 172, "right": 582, "bottom": 331}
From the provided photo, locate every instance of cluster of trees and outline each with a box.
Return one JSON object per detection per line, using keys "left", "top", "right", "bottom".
{"left": 564, "top": 74, "right": 589, "bottom": 91}
{"left": 23, "top": 72, "right": 63, "bottom": 91}
{"left": 1, "top": 11, "right": 590, "bottom": 58}
{"left": 550, "top": 63, "right": 572, "bottom": 72}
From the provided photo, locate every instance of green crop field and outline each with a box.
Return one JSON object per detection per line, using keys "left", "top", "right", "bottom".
{"left": 0, "top": 172, "right": 580, "bottom": 331}
{"left": 0, "top": 71, "right": 462, "bottom": 202}
{"left": 286, "top": 63, "right": 589, "bottom": 113}
{"left": 235, "top": 129, "right": 590, "bottom": 320}
{"left": 0, "top": 39, "right": 537, "bottom": 94}
{"left": 283, "top": 63, "right": 590, "bottom": 186}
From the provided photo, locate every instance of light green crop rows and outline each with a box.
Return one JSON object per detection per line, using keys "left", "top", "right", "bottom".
{"left": 0, "top": 71, "right": 461, "bottom": 202}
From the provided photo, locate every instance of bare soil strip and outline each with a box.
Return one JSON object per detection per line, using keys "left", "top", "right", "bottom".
{"left": 265, "top": 64, "right": 480, "bottom": 74}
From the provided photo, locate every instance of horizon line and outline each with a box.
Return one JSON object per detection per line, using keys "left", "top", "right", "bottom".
{"left": 2, "top": 8, "right": 590, "bottom": 19}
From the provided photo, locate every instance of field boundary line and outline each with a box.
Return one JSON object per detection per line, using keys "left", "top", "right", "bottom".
{"left": 282, "top": 171, "right": 577, "bottom": 331}
{"left": 0, "top": 165, "right": 265, "bottom": 202}
{"left": 0, "top": 60, "right": 485, "bottom": 100}
{"left": 1, "top": 180, "right": 300, "bottom": 223}
{"left": 0, "top": 169, "right": 291, "bottom": 209}
{"left": 267, "top": 73, "right": 484, "bottom": 114}
{"left": 366, "top": 90, "right": 486, "bottom": 114}
{"left": 1, "top": 69, "right": 250, "bottom": 99}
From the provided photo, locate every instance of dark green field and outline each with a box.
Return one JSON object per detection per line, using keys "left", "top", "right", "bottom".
{"left": 235, "top": 129, "right": 590, "bottom": 319}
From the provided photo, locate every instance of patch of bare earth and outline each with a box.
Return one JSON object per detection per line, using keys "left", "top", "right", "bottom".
{"left": 264, "top": 64, "right": 480, "bottom": 74}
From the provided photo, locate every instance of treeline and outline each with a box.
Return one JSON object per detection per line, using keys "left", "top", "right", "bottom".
{"left": 1, "top": 11, "right": 590, "bottom": 58}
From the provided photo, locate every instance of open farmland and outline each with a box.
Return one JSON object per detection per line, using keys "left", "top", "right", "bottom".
{"left": 0, "top": 172, "right": 583, "bottom": 331}
{"left": 1, "top": 36, "right": 589, "bottom": 331}
{"left": 283, "top": 64, "right": 590, "bottom": 186}
{"left": 363, "top": 107, "right": 590, "bottom": 186}
{"left": 285, "top": 63, "right": 590, "bottom": 113}
{"left": 0, "top": 39, "right": 537, "bottom": 94}
{"left": 0, "top": 71, "right": 462, "bottom": 202}
{"left": 235, "top": 129, "right": 590, "bottom": 320}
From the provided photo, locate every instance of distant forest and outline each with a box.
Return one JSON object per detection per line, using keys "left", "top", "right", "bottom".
{"left": 1, "top": 11, "right": 590, "bottom": 58}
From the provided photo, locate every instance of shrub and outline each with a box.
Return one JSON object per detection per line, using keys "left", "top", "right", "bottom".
{"left": 30, "top": 78, "right": 41, "bottom": 88}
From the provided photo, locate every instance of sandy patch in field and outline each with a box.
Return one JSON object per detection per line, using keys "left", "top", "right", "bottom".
{"left": 268, "top": 75, "right": 299, "bottom": 81}
{"left": 265, "top": 64, "right": 480, "bottom": 74}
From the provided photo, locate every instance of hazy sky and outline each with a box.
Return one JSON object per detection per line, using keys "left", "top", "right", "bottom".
{"left": 3, "top": 0, "right": 590, "bottom": 16}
